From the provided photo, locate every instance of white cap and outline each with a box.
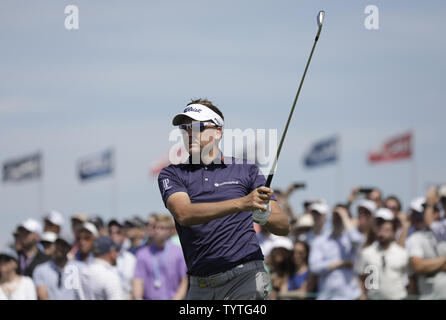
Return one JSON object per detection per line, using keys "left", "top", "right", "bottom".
{"left": 172, "top": 104, "right": 224, "bottom": 127}
{"left": 439, "top": 185, "right": 446, "bottom": 198}
{"left": 19, "top": 219, "right": 43, "bottom": 235}
{"left": 357, "top": 199, "right": 377, "bottom": 215}
{"left": 296, "top": 213, "right": 315, "bottom": 228}
{"left": 41, "top": 231, "right": 58, "bottom": 243}
{"left": 410, "top": 197, "right": 426, "bottom": 213}
{"left": 309, "top": 202, "right": 330, "bottom": 215}
{"left": 270, "top": 236, "right": 293, "bottom": 251}
{"left": 45, "top": 210, "right": 64, "bottom": 227}
{"left": 375, "top": 208, "right": 394, "bottom": 221}
{"left": 80, "top": 222, "right": 99, "bottom": 238}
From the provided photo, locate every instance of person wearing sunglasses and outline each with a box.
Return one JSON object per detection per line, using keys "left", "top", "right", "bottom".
{"left": 158, "top": 98, "right": 289, "bottom": 300}
{"left": 33, "top": 237, "right": 77, "bottom": 300}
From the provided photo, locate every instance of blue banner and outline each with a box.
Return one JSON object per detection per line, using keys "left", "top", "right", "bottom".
{"left": 78, "top": 149, "right": 114, "bottom": 181}
{"left": 2, "top": 152, "right": 42, "bottom": 182}
{"left": 304, "top": 136, "right": 338, "bottom": 168}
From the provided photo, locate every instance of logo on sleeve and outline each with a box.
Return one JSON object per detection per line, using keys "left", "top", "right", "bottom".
{"left": 162, "top": 178, "right": 172, "bottom": 191}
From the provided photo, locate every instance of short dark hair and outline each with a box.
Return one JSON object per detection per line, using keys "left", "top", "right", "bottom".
{"left": 384, "top": 195, "right": 402, "bottom": 211}
{"left": 187, "top": 98, "right": 224, "bottom": 121}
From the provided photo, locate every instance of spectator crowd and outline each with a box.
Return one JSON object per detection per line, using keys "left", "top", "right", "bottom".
{"left": 1, "top": 183, "right": 446, "bottom": 300}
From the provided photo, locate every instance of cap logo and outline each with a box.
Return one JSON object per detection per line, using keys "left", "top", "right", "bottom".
{"left": 183, "top": 106, "right": 202, "bottom": 113}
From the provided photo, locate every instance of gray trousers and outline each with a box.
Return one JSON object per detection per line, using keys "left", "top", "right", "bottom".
{"left": 187, "top": 260, "right": 270, "bottom": 300}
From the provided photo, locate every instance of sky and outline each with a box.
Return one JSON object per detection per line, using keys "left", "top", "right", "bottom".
{"left": 1, "top": 0, "right": 445, "bottom": 248}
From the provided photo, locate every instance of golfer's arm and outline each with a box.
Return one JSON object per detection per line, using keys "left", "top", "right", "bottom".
{"left": 263, "top": 200, "right": 290, "bottom": 236}
{"left": 166, "top": 192, "right": 244, "bottom": 227}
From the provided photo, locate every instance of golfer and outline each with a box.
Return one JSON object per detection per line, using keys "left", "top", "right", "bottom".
{"left": 158, "top": 98, "right": 290, "bottom": 300}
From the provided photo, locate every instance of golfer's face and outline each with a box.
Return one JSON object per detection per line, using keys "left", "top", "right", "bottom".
{"left": 180, "top": 118, "right": 221, "bottom": 154}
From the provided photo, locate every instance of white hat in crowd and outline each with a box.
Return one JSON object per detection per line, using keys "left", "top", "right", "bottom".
{"left": 374, "top": 208, "right": 394, "bottom": 221}
{"left": 410, "top": 197, "right": 426, "bottom": 213}
{"left": 80, "top": 222, "right": 99, "bottom": 238}
{"left": 45, "top": 210, "right": 64, "bottom": 227}
{"left": 357, "top": 199, "right": 377, "bottom": 215}
{"left": 19, "top": 219, "right": 43, "bottom": 235}
{"left": 270, "top": 236, "right": 293, "bottom": 251}
{"left": 296, "top": 213, "right": 315, "bottom": 228}
{"left": 309, "top": 202, "right": 330, "bottom": 215}
{"left": 40, "top": 231, "right": 58, "bottom": 243}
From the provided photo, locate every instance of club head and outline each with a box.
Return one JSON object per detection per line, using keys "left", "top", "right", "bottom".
{"left": 317, "top": 11, "right": 325, "bottom": 27}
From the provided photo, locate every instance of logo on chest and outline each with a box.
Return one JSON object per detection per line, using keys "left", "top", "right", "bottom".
{"left": 214, "top": 180, "right": 240, "bottom": 187}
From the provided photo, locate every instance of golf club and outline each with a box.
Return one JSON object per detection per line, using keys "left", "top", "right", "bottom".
{"left": 265, "top": 10, "right": 325, "bottom": 188}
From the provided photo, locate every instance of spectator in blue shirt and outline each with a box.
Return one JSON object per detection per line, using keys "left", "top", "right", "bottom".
{"left": 286, "top": 241, "right": 310, "bottom": 298}
{"left": 33, "top": 237, "right": 77, "bottom": 300}
{"left": 309, "top": 204, "right": 363, "bottom": 300}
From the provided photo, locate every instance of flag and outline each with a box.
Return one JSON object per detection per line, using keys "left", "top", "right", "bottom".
{"left": 149, "top": 153, "right": 171, "bottom": 177}
{"left": 303, "top": 136, "right": 339, "bottom": 168}
{"left": 149, "top": 144, "right": 187, "bottom": 177}
{"left": 78, "top": 148, "right": 114, "bottom": 181}
{"left": 368, "top": 131, "right": 412, "bottom": 163}
{"left": 2, "top": 152, "right": 42, "bottom": 182}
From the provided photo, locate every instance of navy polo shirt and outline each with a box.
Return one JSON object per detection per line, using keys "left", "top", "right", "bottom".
{"left": 158, "top": 155, "right": 274, "bottom": 277}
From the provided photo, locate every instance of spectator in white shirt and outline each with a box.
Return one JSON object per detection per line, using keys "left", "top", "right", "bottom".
{"left": 108, "top": 219, "right": 136, "bottom": 299}
{"left": 0, "top": 247, "right": 36, "bottom": 300}
{"left": 406, "top": 194, "right": 446, "bottom": 300}
{"left": 78, "top": 236, "right": 123, "bottom": 300}
{"left": 356, "top": 208, "right": 409, "bottom": 300}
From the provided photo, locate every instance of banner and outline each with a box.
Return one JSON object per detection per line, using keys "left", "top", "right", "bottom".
{"left": 303, "top": 136, "right": 339, "bottom": 168}
{"left": 368, "top": 132, "right": 412, "bottom": 163}
{"left": 2, "top": 152, "right": 42, "bottom": 182}
{"left": 78, "top": 149, "right": 114, "bottom": 181}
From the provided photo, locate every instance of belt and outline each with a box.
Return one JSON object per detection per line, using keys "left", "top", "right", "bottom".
{"left": 189, "top": 260, "right": 265, "bottom": 288}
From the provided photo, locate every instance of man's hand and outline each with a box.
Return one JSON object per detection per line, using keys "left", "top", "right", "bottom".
{"left": 336, "top": 207, "right": 356, "bottom": 230}
{"left": 397, "top": 212, "right": 411, "bottom": 229}
{"left": 242, "top": 186, "right": 272, "bottom": 212}
{"left": 426, "top": 186, "right": 440, "bottom": 207}
{"left": 243, "top": 186, "right": 273, "bottom": 226}
{"left": 348, "top": 186, "right": 360, "bottom": 205}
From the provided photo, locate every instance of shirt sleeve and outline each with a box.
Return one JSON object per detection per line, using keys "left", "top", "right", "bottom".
{"left": 354, "top": 249, "right": 367, "bottom": 275}
{"left": 133, "top": 252, "right": 146, "bottom": 280}
{"left": 177, "top": 250, "right": 188, "bottom": 279}
{"left": 32, "top": 265, "right": 45, "bottom": 287}
{"left": 345, "top": 228, "right": 365, "bottom": 248}
{"left": 308, "top": 239, "right": 331, "bottom": 275}
{"left": 406, "top": 234, "right": 424, "bottom": 258}
{"left": 248, "top": 164, "right": 276, "bottom": 201}
{"left": 158, "top": 165, "right": 188, "bottom": 207}
{"left": 430, "top": 220, "right": 446, "bottom": 242}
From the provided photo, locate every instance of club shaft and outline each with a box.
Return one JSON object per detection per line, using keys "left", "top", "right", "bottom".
{"left": 265, "top": 25, "right": 322, "bottom": 188}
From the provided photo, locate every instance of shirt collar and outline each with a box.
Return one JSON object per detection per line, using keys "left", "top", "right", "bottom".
{"left": 186, "top": 151, "right": 227, "bottom": 168}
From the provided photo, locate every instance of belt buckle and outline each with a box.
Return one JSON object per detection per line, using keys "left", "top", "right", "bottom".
{"left": 199, "top": 278, "right": 207, "bottom": 288}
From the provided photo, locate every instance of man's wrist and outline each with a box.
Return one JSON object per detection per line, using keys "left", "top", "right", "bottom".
{"left": 235, "top": 197, "right": 245, "bottom": 212}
